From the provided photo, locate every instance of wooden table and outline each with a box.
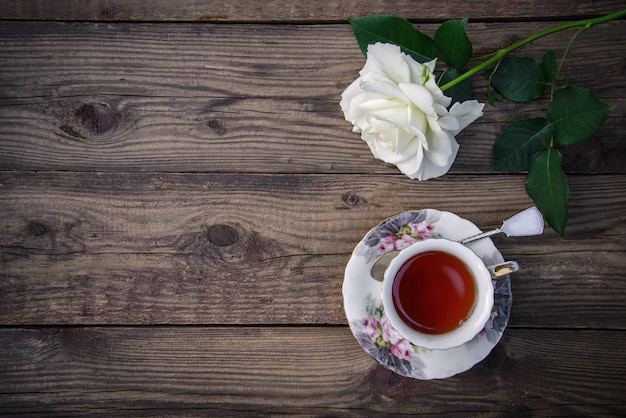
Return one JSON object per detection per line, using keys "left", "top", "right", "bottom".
{"left": 1, "top": 1, "right": 625, "bottom": 415}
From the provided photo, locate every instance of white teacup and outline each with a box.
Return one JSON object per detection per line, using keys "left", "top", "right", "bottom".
{"left": 381, "top": 239, "right": 494, "bottom": 350}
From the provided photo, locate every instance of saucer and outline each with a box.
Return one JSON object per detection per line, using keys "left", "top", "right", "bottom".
{"left": 343, "top": 209, "right": 512, "bottom": 380}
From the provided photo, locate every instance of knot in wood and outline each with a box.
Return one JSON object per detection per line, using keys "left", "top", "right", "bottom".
{"left": 342, "top": 191, "right": 363, "bottom": 206}
{"left": 206, "top": 224, "right": 239, "bottom": 246}
{"left": 207, "top": 119, "right": 227, "bottom": 135}
{"left": 28, "top": 221, "right": 47, "bottom": 236}
{"left": 74, "top": 103, "right": 118, "bottom": 135}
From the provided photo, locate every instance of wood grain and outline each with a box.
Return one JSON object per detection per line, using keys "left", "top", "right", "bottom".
{"left": 2, "top": 4, "right": 626, "bottom": 415}
{"left": 1, "top": 96, "right": 624, "bottom": 175}
{"left": 1, "top": 327, "right": 624, "bottom": 416}
{"left": 1, "top": 21, "right": 624, "bottom": 174}
{"left": 1, "top": 0, "right": 624, "bottom": 21}
{"left": 2, "top": 172, "right": 624, "bottom": 327}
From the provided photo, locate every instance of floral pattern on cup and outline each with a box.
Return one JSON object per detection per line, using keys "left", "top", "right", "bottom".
{"left": 362, "top": 209, "right": 442, "bottom": 261}
{"left": 375, "top": 220, "right": 440, "bottom": 253}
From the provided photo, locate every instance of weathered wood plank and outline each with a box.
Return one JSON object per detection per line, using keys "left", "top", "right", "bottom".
{"left": 1, "top": 20, "right": 624, "bottom": 99}
{"left": 1, "top": 327, "right": 624, "bottom": 416}
{"left": 0, "top": 0, "right": 623, "bottom": 22}
{"left": 1, "top": 21, "right": 623, "bottom": 99}
{"left": 1, "top": 21, "right": 624, "bottom": 173}
{"left": 1, "top": 172, "right": 624, "bottom": 327}
{"left": 1, "top": 96, "right": 624, "bottom": 174}
{"left": 2, "top": 3, "right": 623, "bottom": 415}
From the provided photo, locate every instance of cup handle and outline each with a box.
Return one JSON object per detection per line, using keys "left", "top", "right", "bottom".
{"left": 487, "top": 261, "right": 519, "bottom": 279}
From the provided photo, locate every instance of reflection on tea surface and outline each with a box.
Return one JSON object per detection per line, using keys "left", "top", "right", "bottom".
{"left": 392, "top": 251, "right": 476, "bottom": 334}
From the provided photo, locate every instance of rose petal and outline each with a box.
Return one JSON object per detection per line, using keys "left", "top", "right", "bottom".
{"left": 358, "top": 98, "right": 404, "bottom": 112}
{"left": 447, "top": 100, "right": 485, "bottom": 135}
{"left": 398, "top": 83, "right": 436, "bottom": 117}
{"left": 367, "top": 43, "right": 411, "bottom": 84}
{"left": 394, "top": 140, "right": 425, "bottom": 177}
{"left": 437, "top": 114, "right": 461, "bottom": 132}
{"left": 425, "top": 130, "right": 455, "bottom": 167}
{"left": 424, "top": 70, "right": 452, "bottom": 107}
{"left": 360, "top": 73, "right": 406, "bottom": 100}
{"left": 407, "top": 105, "right": 428, "bottom": 135}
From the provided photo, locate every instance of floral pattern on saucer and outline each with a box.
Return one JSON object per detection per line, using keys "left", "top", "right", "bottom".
{"left": 353, "top": 294, "right": 427, "bottom": 379}
{"left": 343, "top": 209, "right": 512, "bottom": 380}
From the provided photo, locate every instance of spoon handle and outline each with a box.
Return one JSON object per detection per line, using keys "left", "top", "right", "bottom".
{"left": 459, "top": 206, "right": 544, "bottom": 245}
{"left": 458, "top": 228, "right": 502, "bottom": 245}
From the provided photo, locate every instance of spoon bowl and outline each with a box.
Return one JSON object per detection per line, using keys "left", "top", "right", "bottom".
{"left": 369, "top": 207, "right": 543, "bottom": 281}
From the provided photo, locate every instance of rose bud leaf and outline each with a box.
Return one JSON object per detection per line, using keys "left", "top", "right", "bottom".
{"left": 492, "top": 118, "right": 552, "bottom": 172}
{"left": 434, "top": 17, "right": 473, "bottom": 70}
{"left": 541, "top": 50, "right": 558, "bottom": 83}
{"left": 348, "top": 15, "right": 438, "bottom": 63}
{"left": 490, "top": 56, "right": 549, "bottom": 102}
{"left": 548, "top": 86, "right": 614, "bottom": 145}
{"left": 525, "top": 148, "right": 569, "bottom": 236}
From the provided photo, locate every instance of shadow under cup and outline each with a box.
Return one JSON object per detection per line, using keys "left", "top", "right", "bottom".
{"left": 381, "top": 239, "right": 494, "bottom": 350}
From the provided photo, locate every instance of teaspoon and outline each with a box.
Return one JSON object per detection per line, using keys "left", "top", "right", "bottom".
{"left": 369, "top": 206, "right": 544, "bottom": 281}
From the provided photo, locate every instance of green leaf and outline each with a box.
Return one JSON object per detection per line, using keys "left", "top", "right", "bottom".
{"left": 490, "top": 57, "right": 549, "bottom": 102}
{"left": 434, "top": 17, "right": 473, "bottom": 69}
{"left": 348, "top": 15, "right": 438, "bottom": 63}
{"left": 492, "top": 118, "right": 553, "bottom": 172}
{"left": 547, "top": 86, "right": 613, "bottom": 145}
{"left": 525, "top": 148, "right": 569, "bottom": 236}
{"left": 438, "top": 68, "right": 473, "bottom": 104}
{"left": 541, "top": 50, "right": 557, "bottom": 84}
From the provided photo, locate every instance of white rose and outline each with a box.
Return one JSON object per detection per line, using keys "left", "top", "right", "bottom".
{"left": 340, "top": 42, "right": 484, "bottom": 180}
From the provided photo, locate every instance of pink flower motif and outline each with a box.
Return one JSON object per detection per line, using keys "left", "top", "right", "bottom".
{"left": 390, "top": 338, "right": 414, "bottom": 360}
{"left": 377, "top": 234, "right": 397, "bottom": 254}
{"left": 380, "top": 315, "right": 402, "bottom": 345}
{"left": 362, "top": 316, "right": 380, "bottom": 339}
{"left": 396, "top": 234, "right": 417, "bottom": 250}
{"left": 412, "top": 221, "right": 435, "bottom": 239}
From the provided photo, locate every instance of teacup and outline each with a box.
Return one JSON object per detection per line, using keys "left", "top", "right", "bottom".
{"left": 381, "top": 239, "right": 494, "bottom": 350}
